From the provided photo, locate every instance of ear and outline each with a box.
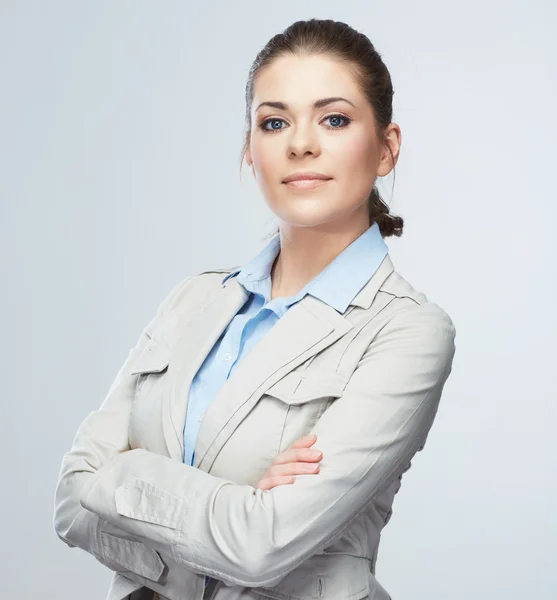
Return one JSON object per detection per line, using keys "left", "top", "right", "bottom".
{"left": 376, "top": 123, "right": 401, "bottom": 178}
{"left": 245, "top": 142, "right": 257, "bottom": 180}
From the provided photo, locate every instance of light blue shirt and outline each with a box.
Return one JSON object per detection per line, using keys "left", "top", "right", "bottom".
{"left": 182, "top": 222, "right": 388, "bottom": 588}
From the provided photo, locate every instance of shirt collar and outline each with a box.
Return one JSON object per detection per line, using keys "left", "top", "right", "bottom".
{"left": 221, "top": 222, "right": 389, "bottom": 313}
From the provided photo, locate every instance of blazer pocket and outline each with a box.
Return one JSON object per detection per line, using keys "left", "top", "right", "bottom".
{"left": 130, "top": 338, "right": 172, "bottom": 397}
{"left": 100, "top": 530, "right": 165, "bottom": 582}
{"left": 264, "top": 368, "right": 349, "bottom": 405}
{"left": 130, "top": 337, "right": 172, "bottom": 375}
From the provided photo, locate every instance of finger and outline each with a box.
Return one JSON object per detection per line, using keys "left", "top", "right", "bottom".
{"left": 289, "top": 434, "right": 317, "bottom": 449}
{"left": 270, "top": 462, "right": 321, "bottom": 477}
{"left": 256, "top": 475, "right": 296, "bottom": 491}
{"left": 272, "top": 447, "right": 323, "bottom": 466}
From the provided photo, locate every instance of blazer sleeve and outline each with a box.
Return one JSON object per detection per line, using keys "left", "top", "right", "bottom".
{"left": 53, "top": 276, "right": 195, "bottom": 586}
{"left": 78, "top": 301, "right": 457, "bottom": 588}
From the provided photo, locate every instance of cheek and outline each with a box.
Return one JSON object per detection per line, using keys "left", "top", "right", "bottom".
{"left": 333, "top": 133, "right": 376, "bottom": 180}
{"left": 250, "top": 135, "right": 279, "bottom": 183}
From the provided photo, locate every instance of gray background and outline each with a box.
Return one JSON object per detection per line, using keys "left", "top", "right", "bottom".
{"left": 5, "top": 1, "right": 557, "bottom": 598}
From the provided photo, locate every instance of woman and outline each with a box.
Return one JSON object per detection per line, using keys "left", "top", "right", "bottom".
{"left": 54, "top": 18, "right": 456, "bottom": 600}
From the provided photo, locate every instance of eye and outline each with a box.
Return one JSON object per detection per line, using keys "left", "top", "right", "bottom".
{"left": 259, "top": 118, "right": 286, "bottom": 132}
{"left": 322, "top": 114, "right": 352, "bottom": 129}
{"left": 258, "top": 113, "right": 352, "bottom": 133}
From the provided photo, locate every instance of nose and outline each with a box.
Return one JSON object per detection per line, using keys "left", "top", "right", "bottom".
{"left": 287, "top": 124, "right": 321, "bottom": 158}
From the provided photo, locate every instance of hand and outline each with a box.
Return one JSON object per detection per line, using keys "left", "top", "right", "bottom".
{"left": 255, "top": 434, "right": 323, "bottom": 491}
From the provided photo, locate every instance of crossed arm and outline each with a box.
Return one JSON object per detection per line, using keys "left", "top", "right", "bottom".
{"left": 54, "top": 292, "right": 456, "bottom": 592}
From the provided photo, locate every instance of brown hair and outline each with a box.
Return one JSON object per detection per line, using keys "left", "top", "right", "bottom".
{"left": 239, "top": 18, "right": 403, "bottom": 238}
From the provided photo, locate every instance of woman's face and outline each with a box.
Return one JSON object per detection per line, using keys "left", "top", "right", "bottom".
{"left": 245, "top": 53, "right": 399, "bottom": 230}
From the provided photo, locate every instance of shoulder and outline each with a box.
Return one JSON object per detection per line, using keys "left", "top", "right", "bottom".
{"left": 375, "top": 268, "right": 456, "bottom": 352}
{"left": 155, "top": 266, "right": 240, "bottom": 316}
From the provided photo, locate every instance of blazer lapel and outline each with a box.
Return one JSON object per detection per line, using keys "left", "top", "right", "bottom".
{"left": 161, "top": 279, "right": 249, "bottom": 461}
{"left": 193, "top": 289, "right": 354, "bottom": 471}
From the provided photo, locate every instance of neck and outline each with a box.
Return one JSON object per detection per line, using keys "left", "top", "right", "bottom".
{"left": 270, "top": 217, "right": 370, "bottom": 300}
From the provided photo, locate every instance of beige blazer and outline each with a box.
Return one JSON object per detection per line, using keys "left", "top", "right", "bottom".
{"left": 53, "top": 253, "right": 456, "bottom": 600}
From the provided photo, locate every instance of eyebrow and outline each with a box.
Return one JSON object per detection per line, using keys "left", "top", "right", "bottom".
{"left": 255, "top": 96, "right": 356, "bottom": 112}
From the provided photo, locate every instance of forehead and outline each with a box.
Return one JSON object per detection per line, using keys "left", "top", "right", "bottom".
{"left": 253, "top": 54, "right": 363, "bottom": 108}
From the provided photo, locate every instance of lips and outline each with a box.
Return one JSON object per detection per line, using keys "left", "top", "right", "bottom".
{"left": 282, "top": 172, "right": 332, "bottom": 183}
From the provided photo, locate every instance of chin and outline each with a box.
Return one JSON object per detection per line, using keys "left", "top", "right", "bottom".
{"left": 275, "top": 212, "right": 343, "bottom": 229}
